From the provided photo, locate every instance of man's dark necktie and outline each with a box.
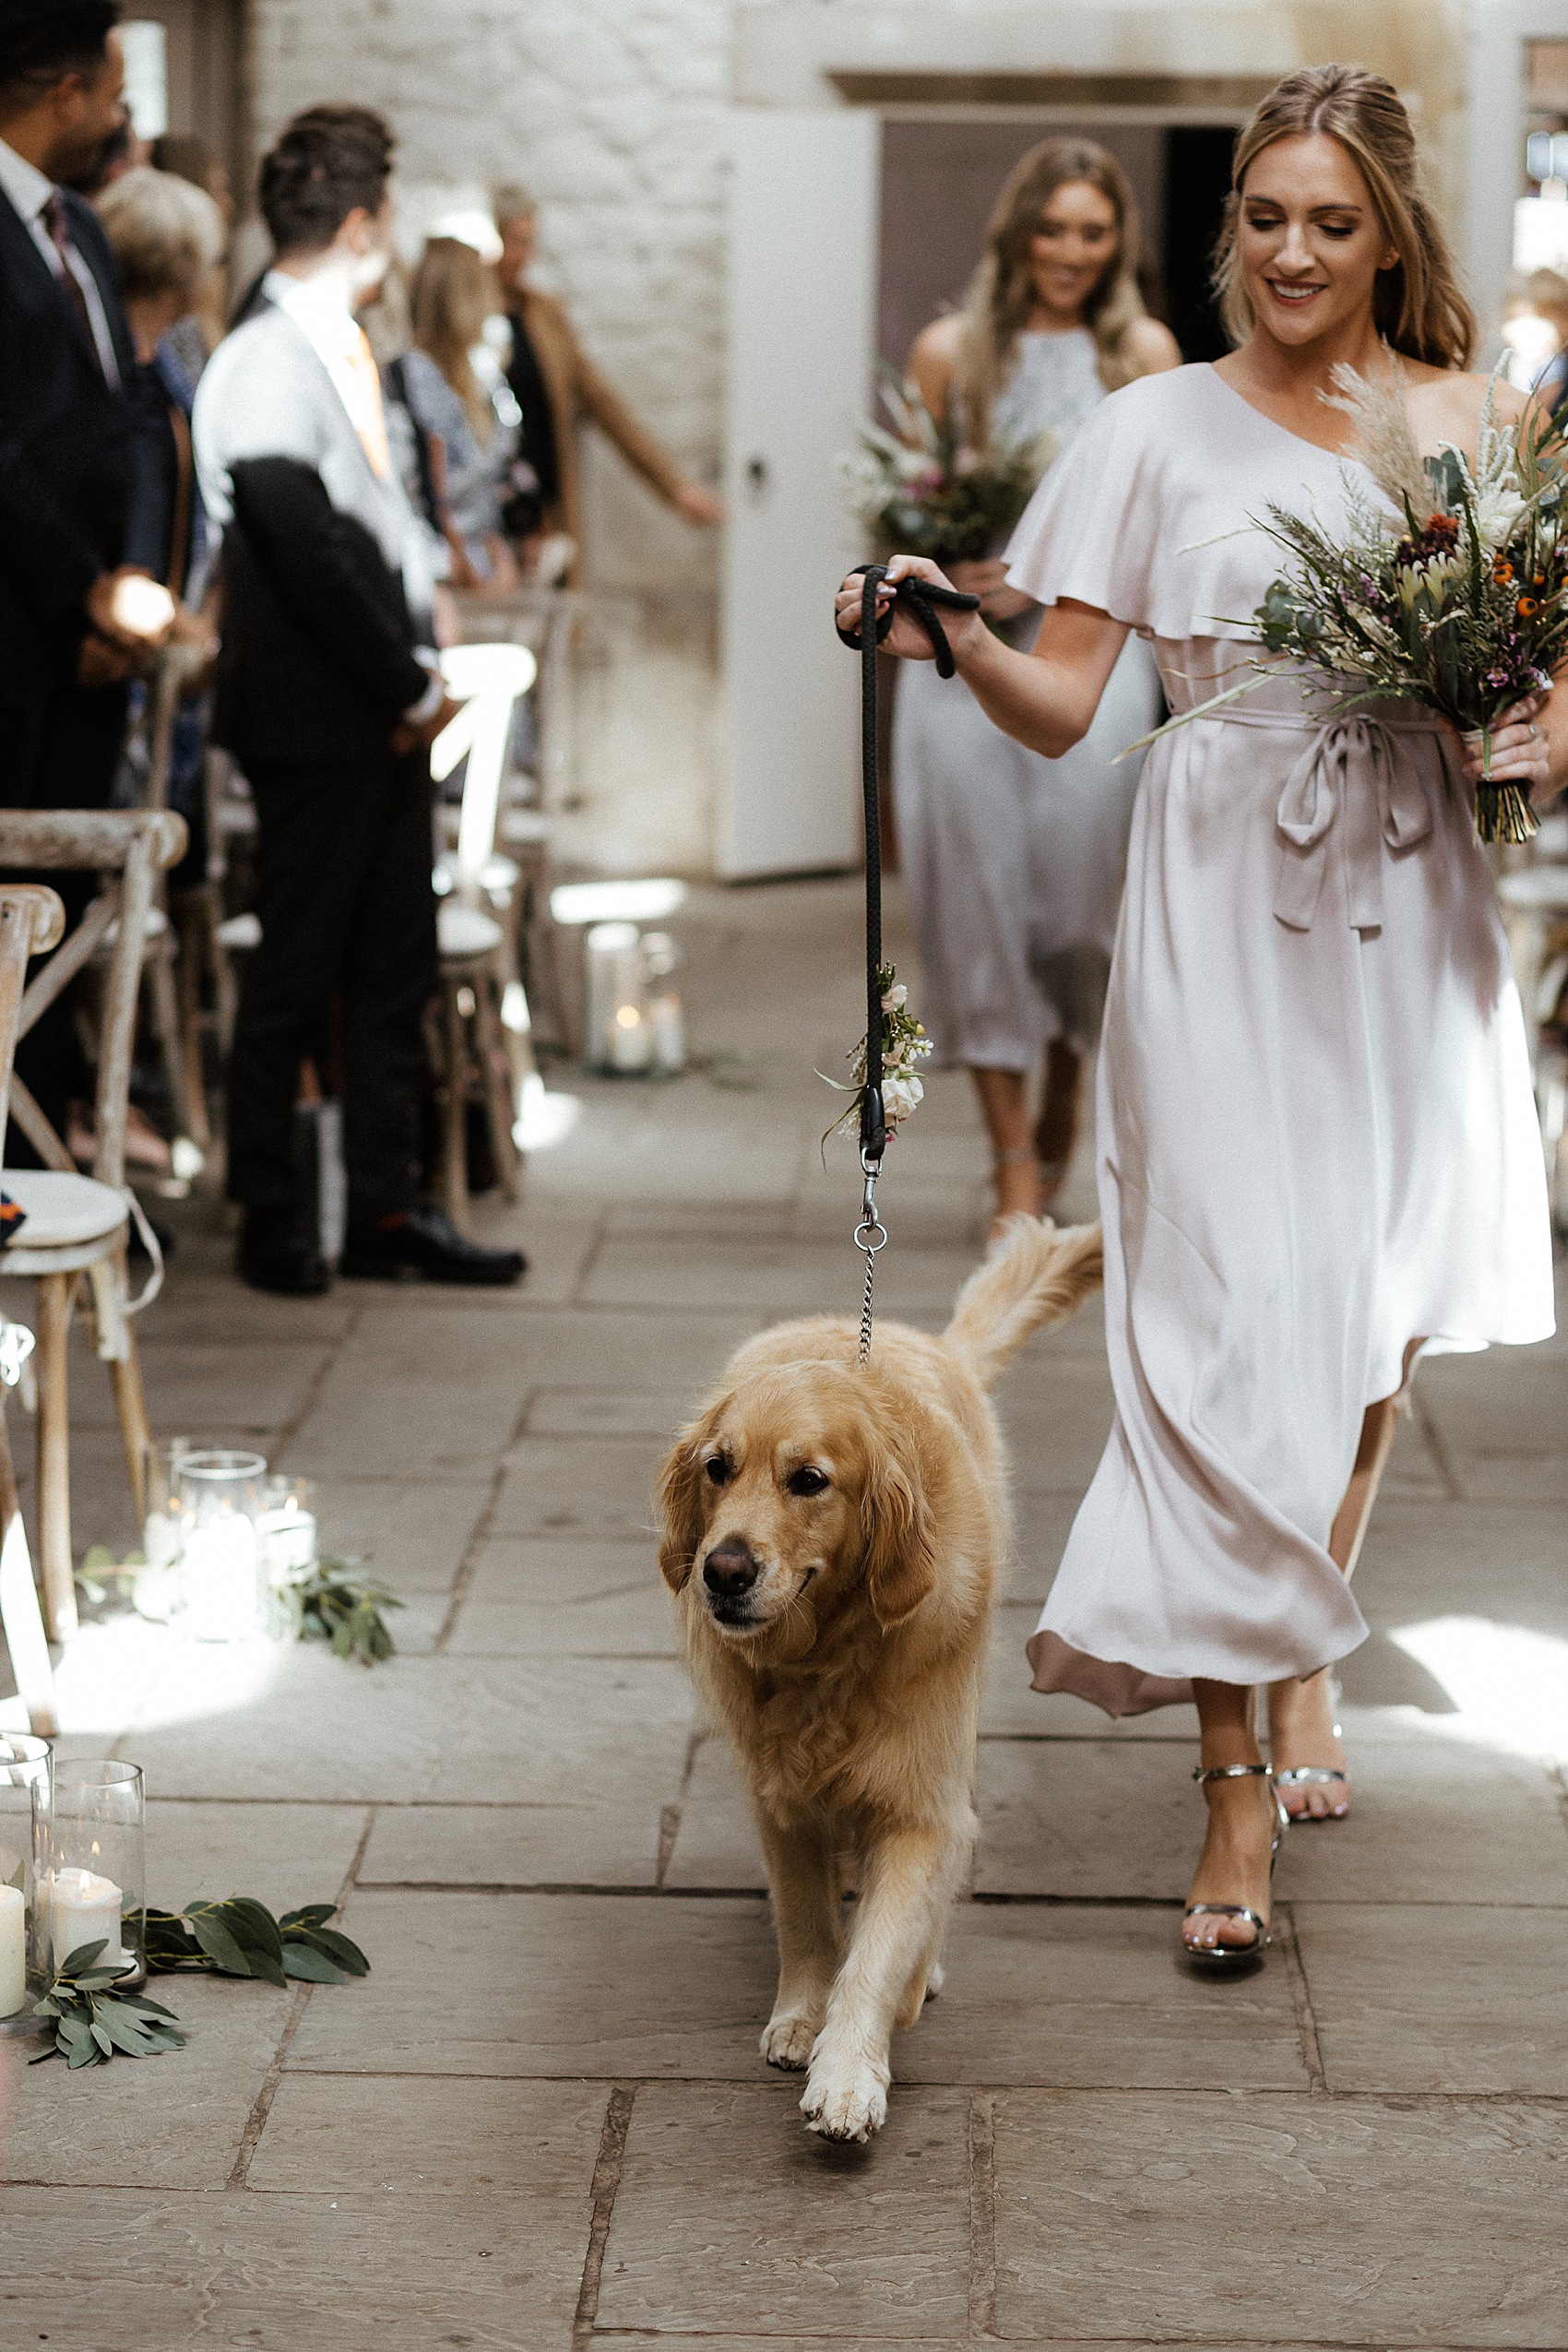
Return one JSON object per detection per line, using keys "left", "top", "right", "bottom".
{"left": 42, "top": 189, "right": 98, "bottom": 357}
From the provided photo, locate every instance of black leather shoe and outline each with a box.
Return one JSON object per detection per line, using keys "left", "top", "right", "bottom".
{"left": 339, "top": 1205, "right": 526, "bottom": 1287}
{"left": 237, "top": 1210, "right": 331, "bottom": 1296}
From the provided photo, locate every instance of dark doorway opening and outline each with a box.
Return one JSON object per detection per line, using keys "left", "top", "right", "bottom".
{"left": 1164, "top": 127, "right": 1237, "bottom": 362}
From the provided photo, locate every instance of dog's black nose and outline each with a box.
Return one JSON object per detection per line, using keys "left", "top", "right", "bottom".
{"left": 703, "top": 1540, "right": 760, "bottom": 1598}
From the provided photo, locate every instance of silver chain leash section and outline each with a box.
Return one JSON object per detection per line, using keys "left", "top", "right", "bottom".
{"left": 854, "top": 1148, "right": 887, "bottom": 1366}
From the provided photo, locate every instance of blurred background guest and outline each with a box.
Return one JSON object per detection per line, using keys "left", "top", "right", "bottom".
{"left": 95, "top": 161, "right": 222, "bottom": 940}
{"left": 0, "top": 0, "right": 173, "bottom": 1151}
{"left": 403, "top": 232, "right": 520, "bottom": 590}
{"left": 491, "top": 182, "right": 722, "bottom": 580}
{"left": 148, "top": 130, "right": 232, "bottom": 376}
{"left": 892, "top": 138, "right": 1178, "bottom": 1224}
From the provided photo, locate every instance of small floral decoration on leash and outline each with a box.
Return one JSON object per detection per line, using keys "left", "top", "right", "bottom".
{"left": 838, "top": 368, "right": 1057, "bottom": 573}
{"left": 1147, "top": 361, "right": 1566, "bottom": 843}
{"left": 822, "top": 964, "right": 933, "bottom": 1146}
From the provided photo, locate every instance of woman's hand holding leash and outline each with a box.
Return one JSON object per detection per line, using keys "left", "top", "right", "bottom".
{"left": 834, "top": 555, "right": 986, "bottom": 667}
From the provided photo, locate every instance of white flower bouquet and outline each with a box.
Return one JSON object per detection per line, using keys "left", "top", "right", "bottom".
{"left": 838, "top": 369, "right": 1058, "bottom": 568}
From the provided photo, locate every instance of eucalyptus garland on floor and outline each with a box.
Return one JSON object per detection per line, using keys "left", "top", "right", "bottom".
{"left": 31, "top": 1897, "right": 370, "bottom": 2069}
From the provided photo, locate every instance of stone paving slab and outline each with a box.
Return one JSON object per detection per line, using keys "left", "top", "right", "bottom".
{"left": 249, "top": 2071, "right": 608, "bottom": 2199}
{"left": 1420, "top": 1348, "right": 1568, "bottom": 1503}
{"left": 66, "top": 1336, "right": 326, "bottom": 1441}
{"left": 286, "top": 1892, "right": 776, "bottom": 2077}
{"left": 146, "top": 1797, "right": 368, "bottom": 1910}
{"left": 359, "top": 1786, "right": 668, "bottom": 1887}
{"left": 581, "top": 1233, "right": 982, "bottom": 1315}
{"left": 594, "top": 2081, "right": 973, "bottom": 2339}
{"left": 1, "top": 1976, "right": 286, "bottom": 2190}
{"left": 492, "top": 1436, "right": 665, "bottom": 1541}
{"left": 903, "top": 1904, "right": 1308, "bottom": 2091}
{"left": 1349, "top": 1497, "right": 1568, "bottom": 1629}
{"left": 975, "top": 1740, "right": 1198, "bottom": 1900}
{"left": 0, "top": 2184, "right": 578, "bottom": 2350}
{"left": 663, "top": 1735, "right": 765, "bottom": 1890}
{"left": 978, "top": 1726, "right": 1568, "bottom": 1906}
{"left": 1298, "top": 1901, "right": 1568, "bottom": 2093}
{"left": 305, "top": 1474, "right": 494, "bottom": 1596}
{"left": 448, "top": 1534, "right": 675, "bottom": 1657}
{"left": 992, "top": 2089, "right": 1568, "bottom": 2344}
{"left": 486, "top": 1305, "right": 762, "bottom": 1392}
{"left": 526, "top": 1385, "right": 697, "bottom": 1437}
{"left": 123, "top": 1651, "right": 692, "bottom": 1801}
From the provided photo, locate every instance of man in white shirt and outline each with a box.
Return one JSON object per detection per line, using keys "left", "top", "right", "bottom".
{"left": 194, "top": 104, "right": 524, "bottom": 1295}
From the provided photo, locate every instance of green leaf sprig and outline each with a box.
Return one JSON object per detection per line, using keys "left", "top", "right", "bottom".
{"left": 30, "top": 1941, "right": 185, "bottom": 2069}
{"left": 295, "top": 1558, "right": 403, "bottom": 1664}
{"left": 144, "top": 1895, "right": 370, "bottom": 1986}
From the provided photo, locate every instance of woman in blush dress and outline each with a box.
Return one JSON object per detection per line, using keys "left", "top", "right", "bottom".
{"left": 838, "top": 67, "right": 1558, "bottom": 1971}
{"left": 893, "top": 141, "right": 1179, "bottom": 1226}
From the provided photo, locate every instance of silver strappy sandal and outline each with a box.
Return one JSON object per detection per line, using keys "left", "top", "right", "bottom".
{"left": 1182, "top": 1763, "right": 1289, "bottom": 1975}
{"left": 1274, "top": 1677, "right": 1350, "bottom": 1822}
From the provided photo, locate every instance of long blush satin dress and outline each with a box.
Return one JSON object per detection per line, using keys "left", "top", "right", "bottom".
{"left": 1002, "top": 362, "right": 1555, "bottom": 1715}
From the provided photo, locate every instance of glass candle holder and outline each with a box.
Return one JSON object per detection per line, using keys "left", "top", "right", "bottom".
{"left": 175, "top": 1448, "right": 267, "bottom": 1642}
{"left": 48, "top": 1759, "right": 146, "bottom": 1990}
{"left": 0, "top": 1734, "right": 51, "bottom": 2036}
{"left": 255, "top": 1474, "right": 316, "bottom": 1643}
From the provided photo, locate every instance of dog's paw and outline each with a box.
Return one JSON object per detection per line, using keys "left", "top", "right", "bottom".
{"left": 800, "top": 2053, "right": 889, "bottom": 2144}
{"left": 925, "top": 1958, "right": 945, "bottom": 1999}
{"left": 761, "top": 2012, "right": 819, "bottom": 2071}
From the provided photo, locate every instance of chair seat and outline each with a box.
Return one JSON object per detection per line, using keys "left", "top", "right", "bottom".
{"left": 216, "top": 911, "right": 263, "bottom": 950}
{"left": 438, "top": 902, "right": 504, "bottom": 961}
{"left": 0, "top": 1170, "right": 127, "bottom": 1253}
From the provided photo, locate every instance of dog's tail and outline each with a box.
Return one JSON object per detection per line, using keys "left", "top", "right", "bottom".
{"left": 942, "top": 1215, "right": 1103, "bottom": 1392}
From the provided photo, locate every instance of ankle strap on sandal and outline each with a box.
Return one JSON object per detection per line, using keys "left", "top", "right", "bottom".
{"left": 1193, "top": 1763, "right": 1272, "bottom": 1785}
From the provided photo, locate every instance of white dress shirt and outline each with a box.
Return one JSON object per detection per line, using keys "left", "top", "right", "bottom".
{"left": 0, "top": 133, "right": 120, "bottom": 388}
{"left": 262, "top": 268, "right": 442, "bottom": 723}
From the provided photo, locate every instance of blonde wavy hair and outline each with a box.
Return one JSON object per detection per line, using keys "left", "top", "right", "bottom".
{"left": 411, "top": 235, "right": 498, "bottom": 437}
{"left": 1212, "top": 65, "right": 1474, "bottom": 369}
{"left": 955, "top": 138, "right": 1153, "bottom": 451}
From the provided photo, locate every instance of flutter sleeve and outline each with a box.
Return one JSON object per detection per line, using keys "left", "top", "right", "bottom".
{"left": 1003, "top": 374, "right": 1166, "bottom": 635}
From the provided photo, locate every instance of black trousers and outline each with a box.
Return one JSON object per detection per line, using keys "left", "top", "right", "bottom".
{"left": 226, "top": 750, "right": 438, "bottom": 1224}
{"left": 0, "top": 681, "right": 129, "bottom": 1152}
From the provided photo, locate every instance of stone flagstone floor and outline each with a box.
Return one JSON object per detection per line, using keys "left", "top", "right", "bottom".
{"left": 2, "top": 875, "right": 1566, "bottom": 2350}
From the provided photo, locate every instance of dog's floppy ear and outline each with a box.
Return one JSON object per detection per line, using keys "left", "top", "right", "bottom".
{"left": 860, "top": 1423, "right": 938, "bottom": 1631}
{"left": 656, "top": 1414, "right": 714, "bottom": 1594}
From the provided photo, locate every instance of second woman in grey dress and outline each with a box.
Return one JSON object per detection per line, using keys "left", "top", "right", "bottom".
{"left": 893, "top": 140, "right": 1179, "bottom": 1224}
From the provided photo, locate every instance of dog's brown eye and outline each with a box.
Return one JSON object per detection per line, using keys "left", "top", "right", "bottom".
{"left": 705, "top": 1455, "right": 730, "bottom": 1486}
{"left": 787, "top": 1467, "right": 829, "bottom": 1497}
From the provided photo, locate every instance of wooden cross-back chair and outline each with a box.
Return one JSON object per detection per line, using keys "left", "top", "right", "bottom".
{"left": 0, "top": 885, "right": 65, "bottom": 1734}
{"left": 0, "top": 809, "right": 187, "bottom": 1643}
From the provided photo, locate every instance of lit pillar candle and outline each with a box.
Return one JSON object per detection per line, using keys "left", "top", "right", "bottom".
{"left": 51, "top": 1866, "right": 125, "bottom": 1972}
{"left": 181, "top": 1512, "right": 259, "bottom": 1641}
{"left": 608, "top": 1002, "right": 653, "bottom": 1072}
{"left": 255, "top": 1503, "right": 315, "bottom": 1579}
{"left": 0, "top": 1883, "right": 25, "bottom": 2014}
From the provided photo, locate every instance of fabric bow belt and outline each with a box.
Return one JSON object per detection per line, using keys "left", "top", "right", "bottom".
{"left": 1202, "top": 703, "right": 1444, "bottom": 932}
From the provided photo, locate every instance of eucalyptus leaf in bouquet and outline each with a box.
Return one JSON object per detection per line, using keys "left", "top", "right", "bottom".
{"left": 838, "top": 367, "right": 1057, "bottom": 569}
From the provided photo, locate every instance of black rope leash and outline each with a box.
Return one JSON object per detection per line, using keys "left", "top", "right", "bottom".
{"left": 837, "top": 563, "right": 980, "bottom": 1360}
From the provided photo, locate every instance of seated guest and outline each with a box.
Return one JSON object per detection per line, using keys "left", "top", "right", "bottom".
{"left": 193, "top": 102, "right": 525, "bottom": 1294}
{"left": 0, "top": 0, "right": 173, "bottom": 1148}
{"left": 403, "top": 233, "right": 520, "bottom": 589}
{"left": 95, "top": 164, "right": 222, "bottom": 905}
{"left": 148, "top": 130, "right": 232, "bottom": 377}
{"left": 491, "top": 183, "right": 723, "bottom": 581}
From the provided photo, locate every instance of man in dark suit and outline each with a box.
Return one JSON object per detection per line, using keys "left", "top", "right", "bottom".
{"left": 194, "top": 106, "right": 525, "bottom": 1294}
{"left": 0, "top": 0, "right": 174, "bottom": 1137}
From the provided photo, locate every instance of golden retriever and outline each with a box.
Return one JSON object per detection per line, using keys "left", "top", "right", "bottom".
{"left": 656, "top": 1214, "right": 1103, "bottom": 2143}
